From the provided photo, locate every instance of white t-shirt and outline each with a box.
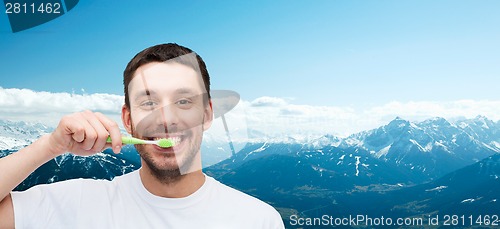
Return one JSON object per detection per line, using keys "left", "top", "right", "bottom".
{"left": 11, "top": 170, "right": 285, "bottom": 229}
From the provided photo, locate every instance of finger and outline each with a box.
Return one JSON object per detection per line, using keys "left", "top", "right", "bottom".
{"left": 81, "top": 110, "right": 109, "bottom": 153}
{"left": 49, "top": 115, "right": 86, "bottom": 156}
{"left": 103, "top": 143, "right": 113, "bottom": 149}
{"left": 60, "top": 115, "right": 85, "bottom": 143}
{"left": 77, "top": 112, "right": 98, "bottom": 151}
{"left": 95, "top": 112, "right": 122, "bottom": 154}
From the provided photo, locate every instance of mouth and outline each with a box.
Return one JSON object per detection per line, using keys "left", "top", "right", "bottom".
{"left": 146, "top": 136, "right": 182, "bottom": 143}
{"left": 142, "top": 134, "right": 187, "bottom": 151}
{"left": 151, "top": 136, "right": 181, "bottom": 144}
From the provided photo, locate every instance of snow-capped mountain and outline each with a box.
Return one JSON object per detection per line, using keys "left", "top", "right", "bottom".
{"left": 208, "top": 116, "right": 500, "bottom": 190}
{"left": 205, "top": 116, "right": 500, "bottom": 221}
{"left": 338, "top": 116, "right": 500, "bottom": 180}
{"left": 0, "top": 120, "right": 53, "bottom": 150}
{"left": 455, "top": 115, "right": 500, "bottom": 149}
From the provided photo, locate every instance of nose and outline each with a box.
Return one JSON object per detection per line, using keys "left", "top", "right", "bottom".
{"left": 155, "top": 103, "right": 179, "bottom": 133}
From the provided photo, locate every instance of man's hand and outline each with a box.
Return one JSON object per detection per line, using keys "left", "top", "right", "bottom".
{"left": 47, "top": 110, "right": 122, "bottom": 156}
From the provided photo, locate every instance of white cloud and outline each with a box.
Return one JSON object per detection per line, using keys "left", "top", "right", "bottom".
{"left": 1, "top": 88, "right": 499, "bottom": 138}
{"left": 234, "top": 98, "right": 365, "bottom": 137}
{"left": 226, "top": 97, "right": 500, "bottom": 137}
{"left": 0, "top": 87, "right": 123, "bottom": 127}
{"left": 250, "top": 96, "right": 288, "bottom": 107}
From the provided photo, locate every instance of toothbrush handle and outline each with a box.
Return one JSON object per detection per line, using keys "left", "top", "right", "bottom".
{"left": 106, "top": 136, "right": 144, "bottom": 145}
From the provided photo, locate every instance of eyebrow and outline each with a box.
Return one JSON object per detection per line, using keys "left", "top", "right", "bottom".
{"left": 134, "top": 89, "right": 156, "bottom": 99}
{"left": 174, "top": 87, "right": 198, "bottom": 95}
{"left": 133, "top": 87, "right": 199, "bottom": 99}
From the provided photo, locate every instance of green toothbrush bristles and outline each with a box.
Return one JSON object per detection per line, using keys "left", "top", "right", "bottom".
{"left": 157, "top": 138, "right": 176, "bottom": 148}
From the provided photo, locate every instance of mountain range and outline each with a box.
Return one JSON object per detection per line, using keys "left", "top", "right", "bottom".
{"left": 208, "top": 116, "right": 499, "bottom": 186}
{"left": 205, "top": 116, "right": 500, "bottom": 225}
{"left": 0, "top": 120, "right": 53, "bottom": 150}
{"left": 1, "top": 116, "right": 499, "bottom": 227}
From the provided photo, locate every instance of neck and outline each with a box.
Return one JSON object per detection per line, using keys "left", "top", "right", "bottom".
{"left": 139, "top": 166, "right": 205, "bottom": 198}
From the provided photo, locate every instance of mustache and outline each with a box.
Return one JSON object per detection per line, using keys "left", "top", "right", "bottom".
{"left": 141, "top": 125, "right": 180, "bottom": 137}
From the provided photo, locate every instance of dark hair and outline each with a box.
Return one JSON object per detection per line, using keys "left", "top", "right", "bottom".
{"left": 123, "top": 43, "right": 211, "bottom": 107}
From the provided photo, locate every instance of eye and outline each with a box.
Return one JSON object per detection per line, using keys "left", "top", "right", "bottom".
{"left": 140, "top": 100, "right": 157, "bottom": 107}
{"left": 175, "top": 99, "right": 193, "bottom": 108}
{"left": 177, "top": 99, "right": 190, "bottom": 105}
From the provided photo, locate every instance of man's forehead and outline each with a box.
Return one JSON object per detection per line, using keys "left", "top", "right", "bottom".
{"left": 138, "top": 61, "right": 196, "bottom": 75}
{"left": 128, "top": 61, "right": 206, "bottom": 96}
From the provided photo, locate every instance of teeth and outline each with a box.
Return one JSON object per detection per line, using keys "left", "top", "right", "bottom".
{"left": 169, "top": 137, "right": 181, "bottom": 144}
{"left": 154, "top": 137, "right": 181, "bottom": 144}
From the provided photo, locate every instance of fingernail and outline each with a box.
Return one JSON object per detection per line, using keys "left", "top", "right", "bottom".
{"left": 114, "top": 145, "right": 121, "bottom": 154}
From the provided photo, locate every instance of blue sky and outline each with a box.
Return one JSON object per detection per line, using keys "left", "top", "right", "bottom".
{"left": 0, "top": 1, "right": 499, "bottom": 136}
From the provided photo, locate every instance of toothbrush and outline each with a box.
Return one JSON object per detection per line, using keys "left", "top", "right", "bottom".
{"left": 106, "top": 136, "right": 177, "bottom": 148}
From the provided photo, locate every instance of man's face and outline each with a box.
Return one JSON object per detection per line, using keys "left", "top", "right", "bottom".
{"left": 122, "top": 61, "right": 213, "bottom": 180}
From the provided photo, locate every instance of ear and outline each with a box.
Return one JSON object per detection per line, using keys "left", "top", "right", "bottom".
{"left": 121, "top": 105, "right": 133, "bottom": 134}
{"left": 202, "top": 100, "right": 214, "bottom": 131}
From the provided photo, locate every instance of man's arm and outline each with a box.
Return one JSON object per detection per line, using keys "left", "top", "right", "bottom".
{"left": 0, "top": 111, "right": 122, "bottom": 228}
{"left": 0, "top": 193, "right": 13, "bottom": 227}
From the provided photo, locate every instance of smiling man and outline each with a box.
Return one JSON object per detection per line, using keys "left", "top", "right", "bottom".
{"left": 0, "top": 43, "right": 285, "bottom": 228}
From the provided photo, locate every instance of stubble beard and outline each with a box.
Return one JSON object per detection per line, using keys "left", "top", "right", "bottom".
{"left": 132, "top": 126, "right": 203, "bottom": 184}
